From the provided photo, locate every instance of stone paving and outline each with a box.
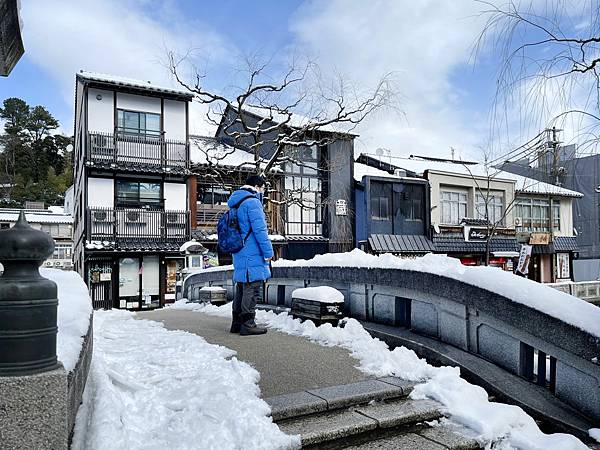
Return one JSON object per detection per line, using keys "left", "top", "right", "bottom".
{"left": 135, "top": 308, "right": 367, "bottom": 397}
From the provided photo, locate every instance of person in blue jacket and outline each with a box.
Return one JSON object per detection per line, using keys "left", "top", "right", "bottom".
{"left": 228, "top": 175, "right": 274, "bottom": 335}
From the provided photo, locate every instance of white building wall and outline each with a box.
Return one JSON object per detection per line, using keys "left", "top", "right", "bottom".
{"left": 116, "top": 93, "right": 161, "bottom": 114}
{"left": 428, "top": 172, "right": 516, "bottom": 227}
{"left": 164, "top": 182, "right": 187, "bottom": 211}
{"left": 87, "top": 88, "right": 114, "bottom": 133}
{"left": 87, "top": 178, "right": 114, "bottom": 208}
{"left": 163, "top": 99, "right": 186, "bottom": 141}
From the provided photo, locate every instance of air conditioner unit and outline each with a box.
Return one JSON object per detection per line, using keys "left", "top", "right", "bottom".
{"left": 126, "top": 211, "right": 142, "bottom": 222}
{"left": 91, "top": 134, "right": 111, "bottom": 150}
{"left": 515, "top": 217, "right": 522, "bottom": 226}
{"left": 93, "top": 210, "right": 108, "bottom": 222}
{"left": 54, "top": 261, "right": 63, "bottom": 267}
{"left": 394, "top": 168, "right": 407, "bottom": 177}
{"left": 166, "top": 213, "right": 179, "bottom": 223}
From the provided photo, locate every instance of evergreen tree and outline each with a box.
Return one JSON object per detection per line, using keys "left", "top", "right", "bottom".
{"left": 0, "top": 97, "right": 72, "bottom": 207}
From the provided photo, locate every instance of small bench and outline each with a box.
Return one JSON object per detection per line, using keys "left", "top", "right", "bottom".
{"left": 291, "top": 286, "right": 345, "bottom": 326}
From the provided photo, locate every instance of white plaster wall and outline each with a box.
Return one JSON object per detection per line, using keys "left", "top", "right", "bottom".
{"left": 116, "top": 93, "right": 161, "bottom": 114}
{"left": 428, "top": 171, "right": 516, "bottom": 227}
{"left": 87, "top": 178, "right": 114, "bottom": 208}
{"left": 163, "top": 99, "right": 186, "bottom": 141}
{"left": 164, "top": 182, "right": 187, "bottom": 211}
{"left": 87, "top": 88, "right": 114, "bottom": 133}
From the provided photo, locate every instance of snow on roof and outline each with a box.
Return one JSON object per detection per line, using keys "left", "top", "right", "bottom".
{"left": 353, "top": 162, "right": 426, "bottom": 183}
{"left": 77, "top": 70, "right": 194, "bottom": 99}
{"left": 366, "top": 156, "right": 583, "bottom": 198}
{"left": 241, "top": 104, "right": 345, "bottom": 134}
{"left": 0, "top": 209, "right": 73, "bottom": 224}
{"left": 190, "top": 136, "right": 261, "bottom": 169}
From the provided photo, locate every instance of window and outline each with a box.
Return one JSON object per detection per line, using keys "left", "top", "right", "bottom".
{"left": 0, "top": 223, "right": 9, "bottom": 230}
{"left": 515, "top": 198, "right": 560, "bottom": 232}
{"left": 283, "top": 145, "right": 323, "bottom": 236}
{"left": 52, "top": 244, "right": 72, "bottom": 260}
{"left": 475, "top": 193, "right": 504, "bottom": 225}
{"left": 399, "top": 185, "right": 423, "bottom": 221}
{"left": 116, "top": 180, "right": 161, "bottom": 208}
{"left": 117, "top": 109, "right": 161, "bottom": 138}
{"left": 371, "top": 196, "right": 390, "bottom": 220}
{"left": 440, "top": 191, "right": 467, "bottom": 225}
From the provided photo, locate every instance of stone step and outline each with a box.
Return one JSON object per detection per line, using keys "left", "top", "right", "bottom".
{"left": 341, "top": 425, "right": 481, "bottom": 449}
{"left": 266, "top": 377, "right": 414, "bottom": 421}
{"left": 276, "top": 397, "right": 443, "bottom": 448}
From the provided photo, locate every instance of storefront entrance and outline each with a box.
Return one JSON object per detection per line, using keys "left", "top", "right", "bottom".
{"left": 165, "top": 257, "right": 184, "bottom": 303}
{"left": 119, "top": 255, "right": 160, "bottom": 309}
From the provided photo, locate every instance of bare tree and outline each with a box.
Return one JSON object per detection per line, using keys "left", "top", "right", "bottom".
{"left": 475, "top": 0, "right": 600, "bottom": 155}
{"left": 169, "top": 54, "right": 395, "bottom": 176}
{"left": 462, "top": 147, "right": 548, "bottom": 265}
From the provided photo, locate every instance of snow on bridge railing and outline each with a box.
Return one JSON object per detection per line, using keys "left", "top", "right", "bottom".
{"left": 187, "top": 249, "right": 600, "bottom": 340}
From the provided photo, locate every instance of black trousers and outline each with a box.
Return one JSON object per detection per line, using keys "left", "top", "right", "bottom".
{"left": 232, "top": 281, "right": 263, "bottom": 318}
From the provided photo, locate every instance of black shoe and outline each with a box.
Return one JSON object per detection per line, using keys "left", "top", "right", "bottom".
{"left": 240, "top": 324, "right": 268, "bottom": 335}
{"left": 230, "top": 312, "right": 242, "bottom": 333}
{"left": 239, "top": 313, "right": 267, "bottom": 335}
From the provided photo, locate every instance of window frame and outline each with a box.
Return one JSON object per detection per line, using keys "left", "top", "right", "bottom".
{"left": 475, "top": 192, "right": 505, "bottom": 225}
{"left": 440, "top": 189, "right": 468, "bottom": 225}
{"left": 115, "top": 179, "right": 163, "bottom": 209}
{"left": 116, "top": 109, "right": 162, "bottom": 139}
{"left": 515, "top": 198, "right": 560, "bottom": 232}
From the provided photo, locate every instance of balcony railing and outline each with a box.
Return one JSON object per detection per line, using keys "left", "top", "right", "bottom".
{"left": 87, "top": 131, "right": 188, "bottom": 169}
{"left": 87, "top": 208, "right": 189, "bottom": 241}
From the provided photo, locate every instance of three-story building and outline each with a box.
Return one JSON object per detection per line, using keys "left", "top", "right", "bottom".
{"left": 72, "top": 71, "right": 193, "bottom": 310}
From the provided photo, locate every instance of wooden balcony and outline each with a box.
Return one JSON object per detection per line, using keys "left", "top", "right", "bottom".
{"left": 87, "top": 132, "right": 188, "bottom": 171}
{"left": 87, "top": 208, "right": 189, "bottom": 242}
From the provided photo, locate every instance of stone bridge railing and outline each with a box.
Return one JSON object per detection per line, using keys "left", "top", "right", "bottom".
{"left": 184, "top": 261, "right": 600, "bottom": 424}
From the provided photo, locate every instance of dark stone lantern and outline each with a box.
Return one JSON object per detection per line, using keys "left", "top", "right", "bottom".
{"left": 0, "top": 212, "right": 60, "bottom": 376}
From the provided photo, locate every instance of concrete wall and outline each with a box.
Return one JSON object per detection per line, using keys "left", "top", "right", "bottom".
{"left": 0, "top": 314, "right": 93, "bottom": 450}
{"left": 184, "top": 266, "right": 600, "bottom": 422}
{"left": 163, "top": 99, "right": 186, "bottom": 141}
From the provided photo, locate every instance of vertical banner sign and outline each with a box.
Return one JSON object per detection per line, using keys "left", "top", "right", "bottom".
{"left": 516, "top": 244, "right": 532, "bottom": 275}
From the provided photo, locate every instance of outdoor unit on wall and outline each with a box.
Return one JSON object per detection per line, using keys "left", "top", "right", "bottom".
{"left": 125, "top": 211, "right": 142, "bottom": 223}
{"left": 90, "top": 134, "right": 112, "bottom": 155}
{"left": 515, "top": 217, "right": 522, "bottom": 227}
{"left": 93, "top": 210, "right": 108, "bottom": 222}
{"left": 166, "top": 213, "right": 179, "bottom": 224}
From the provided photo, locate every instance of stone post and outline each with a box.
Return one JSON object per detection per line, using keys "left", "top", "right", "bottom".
{"left": 0, "top": 211, "right": 59, "bottom": 375}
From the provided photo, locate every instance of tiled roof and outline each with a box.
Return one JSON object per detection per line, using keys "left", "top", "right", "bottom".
{"left": 554, "top": 236, "right": 578, "bottom": 252}
{"left": 368, "top": 234, "right": 434, "bottom": 254}
{"left": 77, "top": 71, "right": 194, "bottom": 99}
{"left": 85, "top": 160, "right": 188, "bottom": 175}
{"left": 433, "top": 236, "right": 519, "bottom": 253}
{"left": 530, "top": 236, "right": 578, "bottom": 254}
{"left": 86, "top": 240, "right": 185, "bottom": 252}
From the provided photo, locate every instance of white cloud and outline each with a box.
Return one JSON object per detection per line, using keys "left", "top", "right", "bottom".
{"left": 20, "top": 0, "right": 234, "bottom": 135}
{"left": 290, "top": 0, "right": 491, "bottom": 160}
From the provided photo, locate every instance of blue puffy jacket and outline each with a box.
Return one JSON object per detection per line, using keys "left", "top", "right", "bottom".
{"left": 228, "top": 187, "right": 274, "bottom": 283}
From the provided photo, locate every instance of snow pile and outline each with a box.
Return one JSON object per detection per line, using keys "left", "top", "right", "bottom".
{"left": 72, "top": 310, "right": 298, "bottom": 450}
{"left": 271, "top": 249, "right": 600, "bottom": 338}
{"left": 292, "top": 286, "right": 344, "bottom": 303}
{"left": 589, "top": 428, "right": 600, "bottom": 443}
{"left": 42, "top": 268, "right": 92, "bottom": 372}
{"left": 181, "top": 301, "right": 587, "bottom": 449}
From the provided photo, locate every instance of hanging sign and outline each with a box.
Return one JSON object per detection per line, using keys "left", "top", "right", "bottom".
{"left": 516, "top": 244, "right": 532, "bottom": 275}
{"left": 529, "top": 233, "right": 551, "bottom": 245}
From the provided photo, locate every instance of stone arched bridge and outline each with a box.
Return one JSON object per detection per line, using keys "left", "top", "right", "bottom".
{"left": 184, "top": 262, "right": 600, "bottom": 439}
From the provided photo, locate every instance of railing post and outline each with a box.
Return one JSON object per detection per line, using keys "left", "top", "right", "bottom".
{"left": 0, "top": 212, "right": 59, "bottom": 376}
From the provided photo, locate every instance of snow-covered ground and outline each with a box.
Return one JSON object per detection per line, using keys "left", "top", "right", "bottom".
{"left": 173, "top": 300, "right": 590, "bottom": 450}
{"left": 72, "top": 310, "right": 299, "bottom": 450}
{"left": 43, "top": 268, "right": 93, "bottom": 372}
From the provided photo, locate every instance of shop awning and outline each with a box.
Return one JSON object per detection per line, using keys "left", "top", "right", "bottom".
{"left": 368, "top": 234, "right": 435, "bottom": 254}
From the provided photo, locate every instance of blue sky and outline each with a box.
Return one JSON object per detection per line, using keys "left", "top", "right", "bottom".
{"left": 4, "top": 0, "right": 587, "bottom": 160}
